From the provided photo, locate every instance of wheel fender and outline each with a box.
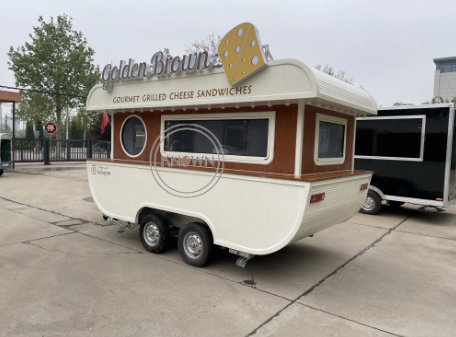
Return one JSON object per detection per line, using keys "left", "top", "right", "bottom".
{"left": 369, "top": 185, "right": 384, "bottom": 200}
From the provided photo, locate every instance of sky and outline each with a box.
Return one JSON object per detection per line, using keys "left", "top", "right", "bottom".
{"left": 0, "top": 0, "right": 455, "bottom": 115}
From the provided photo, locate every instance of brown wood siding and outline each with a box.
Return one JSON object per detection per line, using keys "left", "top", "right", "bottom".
{"left": 113, "top": 105, "right": 298, "bottom": 175}
{"left": 301, "top": 105, "right": 355, "bottom": 174}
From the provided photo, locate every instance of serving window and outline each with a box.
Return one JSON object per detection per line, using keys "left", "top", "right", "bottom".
{"left": 120, "top": 115, "right": 147, "bottom": 157}
{"left": 314, "top": 113, "right": 347, "bottom": 166}
{"left": 355, "top": 115, "right": 426, "bottom": 162}
{"left": 161, "top": 111, "right": 276, "bottom": 164}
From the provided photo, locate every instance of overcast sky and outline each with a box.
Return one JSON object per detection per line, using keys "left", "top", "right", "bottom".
{"left": 1, "top": 0, "right": 455, "bottom": 111}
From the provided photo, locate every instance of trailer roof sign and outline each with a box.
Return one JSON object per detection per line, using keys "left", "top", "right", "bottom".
{"left": 101, "top": 22, "right": 267, "bottom": 92}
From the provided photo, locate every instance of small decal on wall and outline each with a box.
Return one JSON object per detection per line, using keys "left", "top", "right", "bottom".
{"left": 91, "top": 165, "right": 111, "bottom": 177}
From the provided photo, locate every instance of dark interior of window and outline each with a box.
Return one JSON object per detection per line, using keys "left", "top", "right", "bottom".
{"left": 355, "top": 118, "right": 423, "bottom": 158}
{"left": 441, "top": 64, "right": 456, "bottom": 73}
{"left": 121, "top": 117, "right": 146, "bottom": 156}
{"left": 164, "top": 119, "right": 269, "bottom": 157}
{"left": 1, "top": 140, "right": 11, "bottom": 162}
{"left": 318, "top": 121, "right": 345, "bottom": 158}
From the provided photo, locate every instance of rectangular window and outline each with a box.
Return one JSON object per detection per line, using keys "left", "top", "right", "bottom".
{"left": 441, "top": 65, "right": 453, "bottom": 73}
{"left": 355, "top": 115, "right": 426, "bottom": 161}
{"left": 314, "top": 113, "right": 347, "bottom": 165}
{"left": 161, "top": 112, "right": 275, "bottom": 164}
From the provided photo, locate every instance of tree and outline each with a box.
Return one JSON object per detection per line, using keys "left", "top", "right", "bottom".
{"left": 0, "top": 115, "right": 11, "bottom": 134}
{"left": 85, "top": 113, "right": 111, "bottom": 141}
{"left": 69, "top": 117, "right": 84, "bottom": 139}
{"left": 185, "top": 33, "right": 222, "bottom": 66}
{"left": 15, "top": 91, "right": 54, "bottom": 139}
{"left": 25, "top": 121, "right": 34, "bottom": 138}
{"left": 161, "top": 48, "right": 173, "bottom": 59}
{"left": 73, "top": 107, "right": 99, "bottom": 140}
{"left": 314, "top": 64, "right": 361, "bottom": 87}
{"left": 422, "top": 96, "right": 456, "bottom": 104}
{"left": 36, "top": 120, "right": 44, "bottom": 140}
{"left": 393, "top": 102, "right": 414, "bottom": 106}
{"left": 8, "top": 14, "right": 101, "bottom": 140}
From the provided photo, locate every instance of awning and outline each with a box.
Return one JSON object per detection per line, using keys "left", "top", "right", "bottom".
{"left": 0, "top": 90, "right": 21, "bottom": 103}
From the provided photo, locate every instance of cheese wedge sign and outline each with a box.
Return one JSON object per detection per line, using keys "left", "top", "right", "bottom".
{"left": 218, "top": 22, "right": 268, "bottom": 87}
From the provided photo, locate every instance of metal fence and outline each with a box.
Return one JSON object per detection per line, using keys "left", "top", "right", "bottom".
{"left": 13, "top": 138, "right": 111, "bottom": 163}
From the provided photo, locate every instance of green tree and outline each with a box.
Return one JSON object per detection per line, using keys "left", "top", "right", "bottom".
{"left": 422, "top": 96, "right": 455, "bottom": 104}
{"left": 314, "top": 64, "right": 357, "bottom": 86}
{"left": 8, "top": 14, "right": 101, "bottom": 140}
{"left": 161, "top": 48, "right": 173, "bottom": 59}
{"left": 393, "top": 102, "right": 414, "bottom": 106}
{"left": 185, "top": 33, "right": 222, "bottom": 66}
{"left": 36, "top": 120, "right": 44, "bottom": 140}
{"left": 0, "top": 115, "right": 11, "bottom": 134}
{"left": 69, "top": 117, "right": 84, "bottom": 139}
{"left": 25, "top": 121, "right": 34, "bottom": 138}
{"left": 73, "top": 107, "right": 99, "bottom": 140}
{"left": 16, "top": 91, "right": 54, "bottom": 138}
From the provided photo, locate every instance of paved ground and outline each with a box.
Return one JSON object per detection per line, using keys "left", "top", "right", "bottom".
{"left": 0, "top": 164, "right": 455, "bottom": 336}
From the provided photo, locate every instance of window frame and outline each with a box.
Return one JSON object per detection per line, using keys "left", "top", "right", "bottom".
{"left": 119, "top": 114, "right": 148, "bottom": 158}
{"left": 314, "top": 113, "right": 348, "bottom": 166}
{"left": 441, "top": 65, "right": 455, "bottom": 73}
{"left": 354, "top": 115, "right": 426, "bottom": 162}
{"left": 160, "top": 111, "right": 276, "bottom": 165}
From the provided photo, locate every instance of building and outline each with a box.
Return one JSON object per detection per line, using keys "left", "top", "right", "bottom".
{"left": 0, "top": 91, "right": 22, "bottom": 135}
{"left": 433, "top": 56, "right": 456, "bottom": 101}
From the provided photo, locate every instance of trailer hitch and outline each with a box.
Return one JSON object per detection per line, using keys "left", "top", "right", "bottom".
{"left": 229, "top": 249, "right": 255, "bottom": 268}
{"left": 107, "top": 217, "right": 138, "bottom": 233}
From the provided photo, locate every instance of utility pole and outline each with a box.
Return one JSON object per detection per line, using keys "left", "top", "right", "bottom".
{"left": 12, "top": 102, "right": 15, "bottom": 169}
{"left": 66, "top": 106, "right": 69, "bottom": 140}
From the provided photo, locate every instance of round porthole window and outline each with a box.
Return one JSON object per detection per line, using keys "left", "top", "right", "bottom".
{"left": 121, "top": 116, "right": 147, "bottom": 157}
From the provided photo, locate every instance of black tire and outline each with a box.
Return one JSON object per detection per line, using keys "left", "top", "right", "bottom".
{"left": 102, "top": 214, "right": 108, "bottom": 221}
{"left": 139, "top": 214, "right": 170, "bottom": 254}
{"left": 389, "top": 201, "right": 405, "bottom": 207}
{"left": 178, "top": 223, "right": 213, "bottom": 267}
{"left": 360, "top": 191, "right": 382, "bottom": 215}
{"left": 0, "top": 169, "right": 3, "bottom": 177}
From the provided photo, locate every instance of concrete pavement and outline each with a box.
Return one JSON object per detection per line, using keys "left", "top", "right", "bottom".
{"left": 0, "top": 166, "right": 455, "bottom": 336}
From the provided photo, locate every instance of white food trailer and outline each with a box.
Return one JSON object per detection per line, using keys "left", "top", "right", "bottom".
{"left": 86, "top": 23, "right": 377, "bottom": 267}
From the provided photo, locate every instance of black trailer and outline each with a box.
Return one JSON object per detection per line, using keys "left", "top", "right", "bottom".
{"left": 354, "top": 104, "right": 456, "bottom": 214}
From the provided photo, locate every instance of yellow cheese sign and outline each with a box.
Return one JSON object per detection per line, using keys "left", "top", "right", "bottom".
{"left": 218, "top": 22, "right": 268, "bottom": 87}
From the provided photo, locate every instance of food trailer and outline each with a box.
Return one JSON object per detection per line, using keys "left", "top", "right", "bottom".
{"left": 356, "top": 103, "right": 456, "bottom": 214}
{"left": 86, "top": 23, "right": 377, "bottom": 267}
{"left": 0, "top": 133, "right": 12, "bottom": 176}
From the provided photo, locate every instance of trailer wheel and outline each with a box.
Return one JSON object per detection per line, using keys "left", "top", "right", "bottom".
{"left": 0, "top": 169, "right": 3, "bottom": 177}
{"left": 178, "top": 223, "right": 213, "bottom": 267}
{"left": 360, "top": 191, "right": 382, "bottom": 215}
{"left": 389, "top": 201, "right": 405, "bottom": 207}
{"left": 139, "top": 214, "right": 170, "bottom": 254}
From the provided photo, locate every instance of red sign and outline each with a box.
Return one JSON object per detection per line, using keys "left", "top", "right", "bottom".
{"left": 44, "top": 122, "right": 57, "bottom": 134}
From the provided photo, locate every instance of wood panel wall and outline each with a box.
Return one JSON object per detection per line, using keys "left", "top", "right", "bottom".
{"left": 112, "top": 104, "right": 355, "bottom": 176}
{"left": 301, "top": 105, "right": 355, "bottom": 174}
{"left": 113, "top": 105, "right": 298, "bottom": 175}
